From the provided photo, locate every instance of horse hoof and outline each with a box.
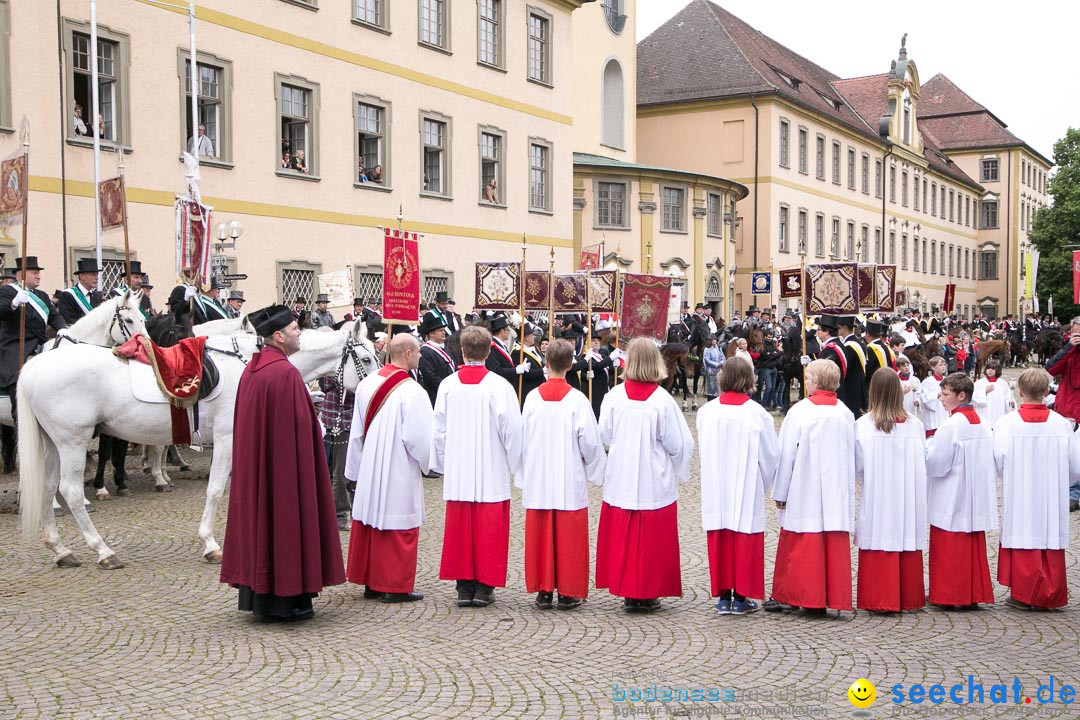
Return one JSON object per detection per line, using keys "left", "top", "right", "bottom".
{"left": 155, "top": 484, "right": 173, "bottom": 493}
{"left": 56, "top": 553, "right": 82, "bottom": 568}
{"left": 204, "top": 550, "right": 223, "bottom": 564}
{"left": 97, "top": 555, "right": 125, "bottom": 570}
{"left": 96, "top": 490, "right": 110, "bottom": 501}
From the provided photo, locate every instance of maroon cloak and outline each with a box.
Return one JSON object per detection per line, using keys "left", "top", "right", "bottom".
{"left": 220, "top": 345, "right": 345, "bottom": 597}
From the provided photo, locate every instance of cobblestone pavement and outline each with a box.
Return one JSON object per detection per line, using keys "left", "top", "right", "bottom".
{"left": 1, "top": 368, "right": 1078, "bottom": 719}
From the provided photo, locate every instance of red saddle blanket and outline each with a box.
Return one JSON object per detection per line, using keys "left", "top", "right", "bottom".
{"left": 114, "top": 334, "right": 207, "bottom": 408}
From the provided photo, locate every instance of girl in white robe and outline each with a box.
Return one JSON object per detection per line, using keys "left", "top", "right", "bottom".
{"left": 972, "top": 358, "right": 1014, "bottom": 427}
{"left": 919, "top": 356, "right": 949, "bottom": 437}
{"left": 854, "top": 370, "right": 927, "bottom": 612}
{"left": 895, "top": 354, "right": 920, "bottom": 417}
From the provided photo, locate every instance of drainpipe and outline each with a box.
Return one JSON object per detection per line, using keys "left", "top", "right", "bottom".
{"left": 882, "top": 143, "right": 893, "bottom": 265}
{"left": 56, "top": 0, "right": 68, "bottom": 276}
{"left": 1005, "top": 152, "right": 1012, "bottom": 314}
{"left": 750, "top": 95, "right": 759, "bottom": 275}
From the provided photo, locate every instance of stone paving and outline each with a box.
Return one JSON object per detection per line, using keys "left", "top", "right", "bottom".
{"left": 1, "top": 369, "right": 1078, "bottom": 719}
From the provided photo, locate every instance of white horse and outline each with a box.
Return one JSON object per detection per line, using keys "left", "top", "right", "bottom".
{"left": 18, "top": 320, "right": 377, "bottom": 568}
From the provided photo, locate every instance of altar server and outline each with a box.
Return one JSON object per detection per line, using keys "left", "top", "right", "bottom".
{"left": 972, "top": 359, "right": 1015, "bottom": 426}
{"left": 919, "top": 356, "right": 949, "bottom": 437}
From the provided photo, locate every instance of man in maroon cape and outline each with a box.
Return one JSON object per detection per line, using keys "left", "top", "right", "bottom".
{"left": 220, "top": 304, "right": 345, "bottom": 622}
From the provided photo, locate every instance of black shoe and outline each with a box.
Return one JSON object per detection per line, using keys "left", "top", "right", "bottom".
{"left": 535, "top": 591, "right": 554, "bottom": 610}
{"left": 456, "top": 589, "right": 474, "bottom": 607}
{"left": 639, "top": 598, "right": 661, "bottom": 613}
{"left": 257, "top": 608, "right": 315, "bottom": 623}
{"left": 802, "top": 607, "right": 827, "bottom": 615}
{"left": 471, "top": 589, "right": 495, "bottom": 607}
{"left": 557, "top": 595, "right": 582, "bottom": 610}
{"left": 382, "top": 591, "right": 424, "bottom": 603}
{"left": 623, "top": 598, "right": 640, "bottom": 612}
{"left": 362, "top": 587, "right": 384, "bottom": 600}
{"left": 763, "top": 597, "right": 788, "bottom": 613}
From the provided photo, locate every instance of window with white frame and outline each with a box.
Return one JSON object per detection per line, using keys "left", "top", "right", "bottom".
{"left": 479, "top": 127, "right": 504, "bottom": 204}
{"left": 277, "top": 75, "right": 319, "bottom": 175}
{"left": 529, "top": 139, "right": 551, "bottom": 211}
{"left": 949, "top": 189, "right": 955, "bottom": 222}
{"left": 889, "top": 231, "right": 896, "bottom": 264}
{"left": 178, "top": 51, "right": 232, "bottom": 163}
{"left": 940, "top": 186, "right": 946, "bottom": 219}
{"left": 815, "top": 135, "right": 825, "bottom": 179}
{"left": 779, "top": 205, "right": 789, "bottom": 252}
{"left": 931, "top": 182, "right": 937, "bottom": 215}
{"left": 596, "top": 181, "right": 628, "bottom": 228}
{"left": 814, "top": 213, "right": 824, "bottom": 257}
{"left": 874, "top": 227, "right": 882, "bottom": 263}
{"left": 939, "top": 244, "right": 944, "bottom": 276}
{"left": 661, "top": 186, "right": 685, "bottom": 231}
{"left": 931, "top": 240, "right": 937, "bottom": 274}
{"left": 527, "top": 9, "right": 551, "bottom": 85}
{"left": 831, "top": 141, "right": 840, "bottom": 184}
{"left": 922, "top": 177, "right": 928, "bottom": 212}
{"left": 356, "top": 96, "right": 389, "bottom": 185}
{"left": 964, "top": 248, "right": 970, "bottom": 278}
{"left": 798, "top": 128, "right": 807, "bottom": 173}
{"left": 478, "top": 0, "right": 502, "bottom": 67}
{"left": 67, "top": 23, "right": 130, "bottom": 144}
{"left": 707, "top": 193, "right": 722, "bottom": 237}
{"left": 965, "top": 196, "right": 970, "bottom": 226}
{"left": 889, "top": 165, "right": 896, "bottom": 203}
{"left": 980, "top": 249, "right": 998, "bottom": 280}
{"left": 779, "top": 120, "right": 790, "bottom": 167}
{"left": 948, "top": 244, "right": 954, "bottom": 276}
{"left": 422, "top": 114, "right": 450, "bottom": 195}
{"left": 354, "top": 0, "right": 387, "bottom": 30}
{"left": 847, "top": 148, "right": 855, "bottom": 189}
{"left": 861, "top": 154, "right": 869, "bottom": 194}
{"left": 420, "top": 0, "right": 449, "bottom": 49}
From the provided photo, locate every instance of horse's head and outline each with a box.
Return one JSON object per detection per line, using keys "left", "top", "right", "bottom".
{"left": 291, "top": 319, "right": 379, "bottom": 389}
{"left": 111, "top": 289, "right": 148, "bottom": 343}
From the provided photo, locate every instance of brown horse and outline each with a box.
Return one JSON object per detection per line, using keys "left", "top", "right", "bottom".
{"left": 974, "top": 339, "right": 1010, "bottom": 378}
{"left": 660, "top": 342, "right": 692, "bottom": 409}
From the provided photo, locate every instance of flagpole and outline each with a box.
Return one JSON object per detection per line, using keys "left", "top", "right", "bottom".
{"left": 518, "top": 234, "right": 527, "bottom": 405}
{"left": 586, "top": 256, "right": 593, "bottom": 406}
{"left": 188, "top": 2, "right": 200, "bottom": 168}
{"left": 90, "top": 0, "right": 103, "bottom": 269}
{"left": 612, "top": 270, "right": 621, "bottom": 386}
{"left": 547, "top": 245, "right": 555, "bottom": 343}
{"left": 17, "top": 129, "right": 29, "bottom": 371}
{"left": 119, "top": 149, "right": 131, "bottom": 280}
{"left": 798, "top": 237, "right": 807, "bottom": 398}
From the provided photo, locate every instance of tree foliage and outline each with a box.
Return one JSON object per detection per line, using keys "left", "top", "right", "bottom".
{"left": 1031, "top": 127, "right": 1080, "bottom": 321}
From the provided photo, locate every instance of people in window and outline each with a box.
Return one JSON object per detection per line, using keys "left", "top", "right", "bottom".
{"left": 358, "top": 158, "right": 368, "bottom": 183}
{"left": 292, "top": 150, "right": 307, "bottom": 174}
{"left": 368, "top": 165, "right": 383, "bottom": 184}
{"left": 280, "top": 150, "right": 292, "bottom": 169}
{"left": 483, "top": 178, "right": 499, "bottom": 204}
{"left": 187, "top": 124, "right": 215, "bottom": 158}
{"left": 72, "top": 102, "right": 88, "bottom": 136}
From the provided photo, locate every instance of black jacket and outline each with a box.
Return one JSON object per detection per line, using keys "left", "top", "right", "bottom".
{"left": 0, "top": 285, "right": 68, "bottom": 387}
{"left": 417, "top": 343, "right": 456, "bottom": 406}
{"left": 57, "top": 286, "right": 103, "bottom": 325}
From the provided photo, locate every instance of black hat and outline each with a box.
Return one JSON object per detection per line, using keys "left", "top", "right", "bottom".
{"left": 747, "top": 305, "right": 759, "bottom": 313}
{"left": 353, "top": 297, "right": 364, "bottom": 306}
{"left": 229, "top": 290, "right": 245, "bottom": 302}
{"left": 294, "top": 295, "right": 307, "bottom": 305}
{"left": 74, "top": 258, "right": 102, "bottom": 275}
{"left": 249, "top": 304, "right": 295, "bottom": 337}
{"left": 418, "top": 313, "right": 448, "bottom": 336}
{"left": 866, "top": 320, "right": 887, "bottom": 335}
{"left": 817, "top": 314, "right": 841, "bottom": 331}
{"left": 837, "top": 315, "right": 857, "bottom": 329}
{"left": 3, "top": 267, "right": 16, "bottom": 280}
{"left": 447, "top": 298, "right": 456, "bottom": 305}
{"left": 694, "top": 302, "right": 705, "bottom": 310}
{"left": 14, "top": 256, "right": 43, "bottom": 271}
{"left": 210, "top": 277, "right": 226, "bottom": 291}
{"left": 141, "top": 274, "right": 154, "bottom": 290}
{"left": 435, "top": 291, "right": 449, "bottom": 302}
{"left": 490, "top": 314, "right": 510, "bottom": 332}
{"left": 53, "top": 289, "right": 64, "bottom": 298}
{"left": 121, "top": 260, "right": 143, "bottom": 277}
{"left": 390, "top": 324, "right": 414, "bottom": 336}
{"left": 316, "top": 293, "right": 329, "bottom": 303}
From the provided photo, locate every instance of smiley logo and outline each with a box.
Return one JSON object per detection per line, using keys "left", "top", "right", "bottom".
{"left": 848, "top": 678, "right": 876, "bottom": 708}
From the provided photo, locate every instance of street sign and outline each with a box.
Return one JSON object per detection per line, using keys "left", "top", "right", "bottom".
{"left": 223, "top": 273, "right": 247, "bottom": 281}
{"left": 216, "top": 280, "right": 232, "bottom": 288}
{"left": 211, "top": 254, "right": 228, "bottom": 268}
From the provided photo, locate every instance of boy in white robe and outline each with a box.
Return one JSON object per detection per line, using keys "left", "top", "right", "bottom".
{"left": 994, "top": 369, "right": 1078, "bottom": 609}
{"left": 596, "top": 338, "right": 694, "bottom": 613}
{"left": 768, "top": 359, "right": 856, "bottom": 615}
{"left": 345, "top": 334, "right": 432, "bottom": 603}
{"left": 432, "top": 326, "right": 523, "bottom": 608}
{"left": 972, "top": 359, "right": 1015, "bottom": 426}
{"left": 925, "top": 372, "right": 997, "bottom": 609}
{"left": 697, "top": 356, "right": 779, "bottom": 615}
{"left": 518, "top": 339, "right": 606, "bottom": 610}
{"left": 919, "top": 356, "right": 949, "bottom": 438}
{"left": 854, "top": 370, "right": 927, "bottom": 612}
{"left": 895, "top": 354, "right": 920, "bottom": 417}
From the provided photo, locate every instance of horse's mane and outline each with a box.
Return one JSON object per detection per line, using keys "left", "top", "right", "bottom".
{"left": 194, "top": 316, "right": 253, "bottom": 337}
{"left": 68, "top": 293, "right": 138, "bottom": 342}
{"left": 298, "top": 327, "right": 343, "bottom": 353}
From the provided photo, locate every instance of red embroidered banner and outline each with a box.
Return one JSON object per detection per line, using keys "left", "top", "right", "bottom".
{"left": 857, "top": 264, "right": 878, "bottom": 311}
{"left": 524, "top": 270, "right": 551, "bottom": 311}
{"left": 579, "top": 245, "right": 601, "bottom": 271}
{"left": 620, "top": 273, "right": 672, "bottom": 342}
{"left": 474, "top": 261, "right": 521, "bottom": 310}
{"left": 99, "top": 176, "right": 126, "bottom": 230}
{"left": 943, "top": 283, "right": 956, "bottom": 313}
{"left": 0, "top": 152, "right": 27, "bottom": 227}
{"left": 805, "top": 263, "right": 859, "bottom": 314}
{"left": 779, "top": 269, "right": 804, "bottom": 299}
{"left": 589, "top": 270, "right": 617, "bottom": 312}
{"left": 552, "top": 274, "right": 587, "bottom": 311}
{"left": 875, "top": 265, "right": 896, "bottom": 313}
{"left": 383, "top": 228, "right": 421, "bottom": 322}
{"left": 895, "top": 288, "right": 908, "bottom": 308}
{"left": 175, "top": 196, "right": 213, "bottom": 288}
{"left": 1073, "top": 251, "right": 1080, "bottom": 304}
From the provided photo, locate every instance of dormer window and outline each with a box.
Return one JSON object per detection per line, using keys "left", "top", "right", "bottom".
{"left": 818, "top": 91, "right": 841, "bottom": 111}
{"left": 902, "top": 98, "right": 911, "bottom": 145}
{"left": 773, "top": 68, "right": 800, "bottom": 90}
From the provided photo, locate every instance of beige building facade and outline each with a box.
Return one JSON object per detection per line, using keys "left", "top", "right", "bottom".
{"left": 0, "top": 0, "right": 604, "bottom": 313}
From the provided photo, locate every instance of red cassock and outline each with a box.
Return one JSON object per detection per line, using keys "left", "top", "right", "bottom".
{"left": 347, "top": 522, "right": 419, "bottom": 594}
{"left": 439, "top": 500, "right": 510, "bottom": 588}
{"left": 595, "top": 501, "right": 682, "bottom": 599}
{"left": 220, "top": 346, "right": 345, "bottom": 599}
{"left": 524, "top": 508, "right": 590, "bottom": 598}
{"left": 928, "top": 526, "right": 994, "bottom": 606}
{"left": 998, "top": 547, "right": 1067, "bottom": 609}
{"left": 857, "top": 550, "right": 925, "bottom": 612}
{"left": 771, "top": 529, "right": 852, "bottom": 611}
{"left": 707, "top": 530, "right": 764, "bottom": 600}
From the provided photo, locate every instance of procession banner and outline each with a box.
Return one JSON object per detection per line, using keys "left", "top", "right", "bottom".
{"left": 778, "top": 269, "right": 803, "bottom": 299}
{"left": 875, "top": 264, "right": 897, "bottom": 313}
{"left": 579, "top": 244, "right": 601, "bottom": 271}
{"left": 474, "top": 261, "right": 521, "bottom": 310}
{"left": 805, "top": 263, "right": 859, "bottom": 314}
{"left": 383, "top": 228, "right": 421, "bottom": 322}
{"left": 620, "top": 273, "right": 672, "bottom": 342}
{"left": 175, "top": 196, "right": 213, "bottom": 287}
{"left": 751, "top": 272, "right": 771, "bottom": 295}
{"left": 589, "top": 270, "right": 617, "bottom": 312}
{"left": 0, "top": 151, "right": 26, "bottom": 229}
{"left": 895, "top": 288, "right": 908, "bottom": 308}
{"left": 1072, "top": 251, "right": 1080, "bottom": 304}
{"left": 98, "top": 176, "right": 126, "bottom": 230}
{"left": 318, "top": 267, "right": 354, "bottom": 308}
{"left": 856, "top": 263, "right": 878, "bottom": 311}
{"left": 943, "top": 283, "right": 956, "bottom": 313}
{"left": 523, "top": 270, "right": 551, "bottom": 311}
{"left": 552, "top": 273, "right": 587, "bottom": 311}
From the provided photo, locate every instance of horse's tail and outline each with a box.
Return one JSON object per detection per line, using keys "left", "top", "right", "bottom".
{"left": 17, "top": 379, "right": 48, "bottom": 542}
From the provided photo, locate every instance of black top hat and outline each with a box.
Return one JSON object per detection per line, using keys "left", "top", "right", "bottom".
{"left": 294, "top": 295, "right": 307, "bottom": 305}
{"left": 14, "top": 256, "right": 44, "bottom": 272}
{"left": 209, "top": 277, "right": 226, "bottom": 291}
{"left": 141, "top": 274, "right": 153, "bottom": 289}
{"left": 250, "top": 304, "right": 295, "bottom": 337}
{"left": 352, "top": 297, "right": 364, "bottom": 306}
{"left": 694, "top": 302, "right": 705, "bottom": 310}
{"left": 229, "top": 290, "right": 245, "bottom": 301}
{"left": 747, "top": 305, "right": 759, "bottom": 313}
{"left": 316, "top": 293, "right": 329, "bottom": 303}
{"left": 121, "top": 260, "right": 143, "bottom": 277}
{"left": 3, "top": 267, "right": 17, "bottom": 280}
{"left": 817, "top": 314, "right": 841, "bottom": 331}
{"left": 837, "top": 315, "right": 857, "bottom": 329}
{"left": 73, "top": 258, "right": 102, "bottom": 275}
{"left": 435, "top": 290, "right": 449, "bottom": 302}
{"left": 490, "top": 314, "right": 510, "bottom": 332}
{"left": 390, "top": 324, "right": 414, "bottom": 336}
{"left": 418, "top": 313, "right": 448, "bottom": 336}
{"left": 866, "top": 320, "right": 887, "bottom": 335}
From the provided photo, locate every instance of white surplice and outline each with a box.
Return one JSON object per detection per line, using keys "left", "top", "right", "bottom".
{"left": 854, "top": 414, "right": 928, "bottom": 551}
{"left": 771, "top": 396, "right": 856, "bottom": 533}
{"left": 516, "top": 383, "right": 606, "bottom": 510}
{"left": 924, "top": 410, "right": 997, "bottom": 533}
{"left": 696, "top": 398, "right": 779, "bottom": 533}
{"left": 898, "top": 372, "right": 920, "bottom": 416}
{"left": 993, "top": 409, "right": 1076, "bottom": 549}
{"left": 919, "top": 375, "right": 949, "bottom": 431}
{"left": 972, "top": 377, "right": 1014, "bottom": 427}
{"left": 345, "top": 372, "right": 433, "bottom": 530}
{"left": 432, "top": 370, "right": 523, "bottom": 502}
{"left": 597, "top": 385, "right": 694, "bottom": 511}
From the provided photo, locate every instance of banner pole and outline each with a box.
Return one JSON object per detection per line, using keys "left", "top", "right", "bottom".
{"left": 548, "top": 245, "right": 555, "bottom": 344}
{"left": 518, "top": 234, "right": 527, "bottom": 405}
{"left": 613, "top": 270, "right": 621, "bottom": 386}
{"left": 586, "top": 258, "right": 593, "bottom": 406}
{"left": 17, "top": 133, "right": 29, "bottom": 371}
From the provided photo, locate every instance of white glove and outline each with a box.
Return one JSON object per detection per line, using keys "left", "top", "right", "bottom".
{"left": 309, "top": 389, "right": 325, "bottom": 405}
{"left": 56, "top": 328, "right": 71, "bottom": 338}
{"left": 586, "top": 370, "right": 595, "bottom": 380}
{"left": 11, "top": 289, "right": 31, "bottom": 308}
{"left": 800, "top": 355, "right": 811, "bottom": 366}
{"left": 184, "top": 285, "right": 197, "bottom": 301}
{"left": 587, "top": 351, "right": 602, "bottom": 362}
{"left": 515, "top": 362, "right": 531, "bottom": 375}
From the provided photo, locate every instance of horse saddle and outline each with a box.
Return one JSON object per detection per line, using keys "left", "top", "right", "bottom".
{"left": 127, "top": 346, "right": 222, "bottom": 404}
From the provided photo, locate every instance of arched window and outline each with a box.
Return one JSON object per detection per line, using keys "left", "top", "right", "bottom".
{"left": 706, "top": 273, "right": 722, "bottom": 299}
{"left": 601, "top": 59, "right": 624, "bottom": 149}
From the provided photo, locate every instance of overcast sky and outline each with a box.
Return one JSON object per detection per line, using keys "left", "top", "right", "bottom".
{"left": 636, "top": 0, "right": 1075, "bottom": 164}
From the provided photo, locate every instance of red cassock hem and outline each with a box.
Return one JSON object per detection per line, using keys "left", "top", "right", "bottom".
{"left": 524, "top": 508, "right": 590, "bottom": 597}
{"left": 345, "top": 521, "right": 419, "bottom": 594}
{"left": 771, "top": 529, "right": 852, "bottom": 611}
{"left": 857, "top": 549, "right": 925, "bottom": 612}
{"left": 439, "top": 500, "right": 510, "bottom": 587}
{"left": 928, "top": 526, "right": 994, "bottom": 606}
{"left": 595, "top": 501, "right": 682, "bottom": 599}
{"left": 998, "top": 546, "right": 1068, "bottom": 609}
{"left": 706, "top": 529, "right": 764, "bottom": 600}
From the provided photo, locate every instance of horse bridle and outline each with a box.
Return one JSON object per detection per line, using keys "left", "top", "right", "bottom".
{"left": 109, "top": 304, "right": 133, "bottom": 343}
{"left": 336, "top": 331, "right": 372, "bottom": 390}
